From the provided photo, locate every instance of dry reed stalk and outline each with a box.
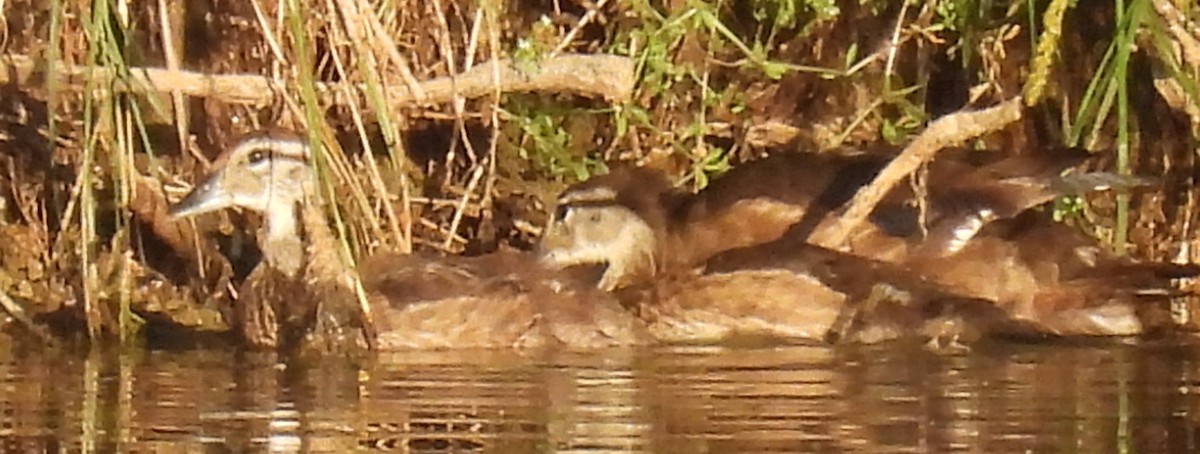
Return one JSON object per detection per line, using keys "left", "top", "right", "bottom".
{"left": 1152, "top": 0, "right": 1200, "bottom": 71}
{"left": 156, "top": 0, "right": 199, "bottom": 166}
{"left": 1151, "top": 0, "right": 1200, "bottom": 131}
{"left": 329, "top": 0, "right": 417, "bottom": 253}
{"left": 329, "top": 52, "right": 407, "bottom": 251}
{"left": 425, "top": 0, "right": 500, "bottom": 250}
{"left": 336, "top": 0, "right": 427, "bottom": 101}
{"left": 549, "top": 0, "right": 611, "bottom": 57}
{"left": 428, "top": 0, "right": 468, "bottom": 193}
{"left": 326, "top": 0, "right": 414, "bottom": 252}
{"left": 481, "top": 2, "right": 504, "bottom": 247}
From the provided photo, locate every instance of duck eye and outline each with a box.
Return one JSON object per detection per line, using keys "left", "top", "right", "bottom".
{"left": 247, "top": 149, "right": 267, "bottom": 165}
{"left": 553, "top": 205, "right": 571, "bottom": 222}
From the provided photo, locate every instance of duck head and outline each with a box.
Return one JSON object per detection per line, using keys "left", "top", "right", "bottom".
{"left": 169, "top": 129, "right": 315, "bottom": 218}
{"left": 168, "top": 129, "right": 318, "bottom": 276}
{"left": 538, "top": 167, "right": 674, "bottom": 291}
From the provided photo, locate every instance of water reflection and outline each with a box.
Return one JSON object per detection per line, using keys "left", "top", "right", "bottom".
{"left": 1, "top": 336, "right": 1199, "bottom": 452}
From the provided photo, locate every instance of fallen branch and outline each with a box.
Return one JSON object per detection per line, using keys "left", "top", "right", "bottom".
{"left": 130, "top": 174, "right": 204, "bottom": 262}
{"left": 810, "top": 96, "right": 1025, "bottom": 249}
{"left": 0, "top": 53, "right": 635, "bottom": 107}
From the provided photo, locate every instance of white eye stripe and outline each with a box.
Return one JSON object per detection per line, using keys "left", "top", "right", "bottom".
{"left": 558, "top": 186, "right": 617, "bottom": 205}
{"left": 555, "top": 203, "right": 621, "bottom": 227}
{"left": 233, "top": 135, "right": 310, "bottom": 163}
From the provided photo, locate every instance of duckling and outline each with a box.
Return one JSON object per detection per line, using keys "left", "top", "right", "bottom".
{"left": 867, "top": 147, "right": 1155, "bottom": 260}
{"left": 803, "top": 147, "right": 1192, "bottom": 337}
{"left": 538, "top": 165, "right": 1016, "bottom": 345}
{"left": 710, "top": 215, "right": 1198, "bottom": 339}
{"left": 689, "top": 147, "right": 1153, "bottom": 263}
{"left": 538, "top": 147, "right": 1132, "bottom": 290}
{"left": 168, "top": 129, "right": 648, "bottom": 351}
{"left": 536, "top": 165, "right": 686, "bottom": 291}
{"left": 540, "top": 160, "right": 1195, "bottom": 341}
{"left": 536, "top": 155, "right": 885, "bottom": 289}
{"left": 901, "top": 211, "right": 1199, "bottom": 336}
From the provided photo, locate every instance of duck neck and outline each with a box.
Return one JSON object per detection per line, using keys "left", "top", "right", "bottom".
{"left": 599, "top": 218, "right": 661, "bottom": 291}
{"left": 258, "top": 192, "right": 352, "bottom": 289}
{"left": 258, "top": 187, "right": 371, "bottom": 352}
{"left": 298, "top": 200, "right": 354, "bottom": 288}
{"left": 259, "top": 199, "right": 305, "bottom": 277}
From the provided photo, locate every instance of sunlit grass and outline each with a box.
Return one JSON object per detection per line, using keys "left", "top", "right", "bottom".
{"left": 1038, "top": 1, "right": 1200, "bottom": 258}
{"left": 80, "top": 0, "right": 153, "bottom": 341}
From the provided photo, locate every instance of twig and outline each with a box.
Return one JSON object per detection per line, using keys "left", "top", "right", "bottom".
{"left": 0, "top": 272, "right": 54, "bottom": 343}
{"left": 356, "top": 0, "right": 427, "bottom": 102}
{"left": 442, "top": 158, "right": 488, "bottom": 250}
{"left": 1150, "top": 0, "right": 1200, "bottom": 130}
{"left": 157, "top": 0, "right": 203, "bottom": 166}
{"left": 1152, "top": 0, "right": 1200, "bottom": 71}
{"left": 0, "top": 52, "right": 636, "bottom": 106}
{"left": 429, "top": 0, "right": 468, "bottom": 188}
{"left": 550, "top": 0, "right": 611, "bottom": 57}
{"left": 810, "top": 96, "right": 1025, "bottom": 249}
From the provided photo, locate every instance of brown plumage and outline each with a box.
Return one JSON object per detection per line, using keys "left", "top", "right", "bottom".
{"left": 169, "top": 129, "right": 648, "bottom": 352}
{"left": 358, "top": 250, "right": 648, "bottom": 349}
{"left": 539, "top": 148, "right": 1194, "bottom": 342}
{"left": 676, "top": 146, "right": 1190, "bottom": 338}
{"left": 904, "top": 212, "right": 1197, "bottom": 336}
{"left": 699, "top": 234, "right": 1037, "bottom": 345}
{"left": 539, "top": 164, "right": 1008, "bottom": 346}
{"left": 668, "top": 152, "right": 886, "bottom": 267}
{"left": 539, "top": 147, "right": 1120, "bottom": 289}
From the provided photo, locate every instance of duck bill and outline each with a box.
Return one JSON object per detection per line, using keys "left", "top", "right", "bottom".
{"left": 168, "top": 173, "right": 232, "bottom": 219}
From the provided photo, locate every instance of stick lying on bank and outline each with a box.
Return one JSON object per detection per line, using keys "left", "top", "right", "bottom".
{"left": 0, "top": 53, "right": 636, "bottom": 106}
{"left": 809, "top": 96, "right": 1026, "bottom": 249}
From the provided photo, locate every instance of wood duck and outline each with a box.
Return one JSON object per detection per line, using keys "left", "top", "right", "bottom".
{"left": 540, "top": 146, "right": 1138, "bottom": 288}
{"left": 854, "top": 147, "right": 1155, "bottom": 261}
{"left": 669, "top": 147, "right": 1151, "bottom": 265}
{"left": 713, "top": 215, "right": 1197, "bottom": 338}
{"left": 898, "top": 211, "right": 1197, "bottom": 336}
{"left": 539, "top": 155, "right": 1195, "bottom": 341}
{"left": 791, "top": 147, "right": 1193, "bottom": 337}
{"left": 537, "top": 165, "right": 1020, "bottom": 346}
{"left": 539, "top": 148, "right": 1133, "bottom": 290}
{"left": 168, "top": 129, "right": 648, "bottom": 351}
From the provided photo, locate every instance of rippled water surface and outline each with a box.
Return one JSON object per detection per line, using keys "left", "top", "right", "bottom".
{"left": 3, "top": 337, "right": 1200, "bottom": 453}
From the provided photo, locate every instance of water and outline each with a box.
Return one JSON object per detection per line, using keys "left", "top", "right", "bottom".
{"left": 1, "top": 337, "right": 1199, "bottom": 453}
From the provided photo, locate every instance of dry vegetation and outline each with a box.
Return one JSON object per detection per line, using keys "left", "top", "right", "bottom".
{"left": 0, "top": 0, "right": 1197, "bottom": 345}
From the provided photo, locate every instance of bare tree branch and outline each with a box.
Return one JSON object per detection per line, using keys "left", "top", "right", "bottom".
{"left": 810, "top": 96, "right": 1025, "bottom": 249}
{"left": 0, "top": 53, "right": 635, "bottom": 108}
